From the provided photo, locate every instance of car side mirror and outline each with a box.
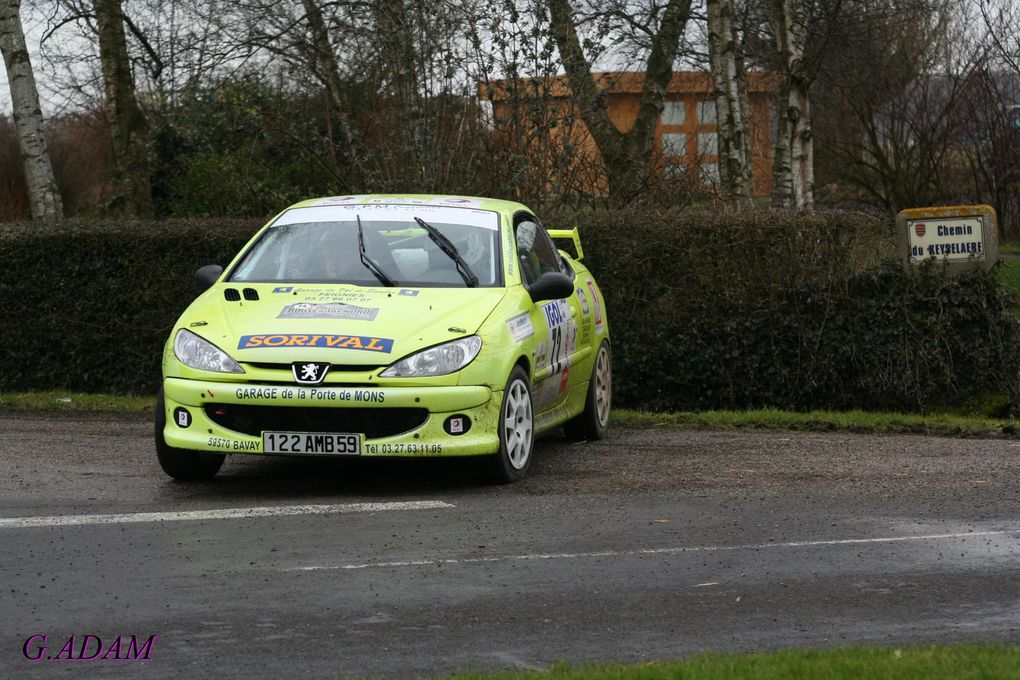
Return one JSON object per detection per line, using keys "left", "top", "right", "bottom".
{"left": 195, "top": 264, "right": 223, "bottom": 292}
{"left": 528, "top": 271, "right": 574, "bottom": 303}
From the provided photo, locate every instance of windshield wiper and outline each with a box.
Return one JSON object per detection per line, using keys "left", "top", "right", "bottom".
{"left": 413, "top": 216, "right": 479, "bottom": 288}
{"left": 357, "top": 215, "right": 397, "bottom": 287}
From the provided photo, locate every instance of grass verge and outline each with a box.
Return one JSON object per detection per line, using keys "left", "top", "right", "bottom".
{"left": 428, "top": 645, "right": 1020, "bottom": 680}
{"left": 995, "top": 258, "right": 1020, "bottom": 299}
{"left": 613, "top": 407, "right": 1016, "bottom": 438}
{"left": 0, "top": 391, "right": 154, "bottom": 413}
{"left": 1, "top": 391, "right": 1016, "bottom": 438}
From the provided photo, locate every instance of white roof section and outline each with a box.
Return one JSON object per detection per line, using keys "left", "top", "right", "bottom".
{"left": 272, "top": 203, "right": 500, "bottom": 231}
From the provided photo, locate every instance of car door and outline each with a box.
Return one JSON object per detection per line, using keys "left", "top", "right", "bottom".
{"left": 513, "top": 213, "right": 584, "bottom": 413}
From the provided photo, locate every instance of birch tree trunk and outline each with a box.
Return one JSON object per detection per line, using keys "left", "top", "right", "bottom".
{"left": 93, "top": 0, "right": 152, "bottom": 216}
{"left": 0, "top": 0, "right": 62, "bottom": 219}
{"left": 707, "top": 0, "right": 752, "bottom": 206}
{"left": 735, "top": 54, "right": 753, "bottom": 189}
{"left": 771, "top": 80, "right": 793, "bottom": 205}
{"left": 794, "top": 89, "right": 812, "bottom": 208}
{"left": 771, "top": 0, "right": 813, "bottom": 209}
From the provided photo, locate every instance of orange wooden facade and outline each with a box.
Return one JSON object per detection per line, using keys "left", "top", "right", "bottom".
{"left": 482, "top": 71, "right": 778, "bottom": 197}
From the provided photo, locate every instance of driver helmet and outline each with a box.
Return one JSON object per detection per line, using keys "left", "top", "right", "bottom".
{"left": 455, "top": 229, "right": 487, "bottom": 267}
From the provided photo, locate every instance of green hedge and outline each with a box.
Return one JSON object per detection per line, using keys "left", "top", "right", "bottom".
{"left": 1, "top": 209, "right": 1018, "bottom": 413}
{"left": 0, "top": 219, "right": 261, "bottom": 394}
{"left": 554, "top": 207, "right": 1020, "bottom": 412}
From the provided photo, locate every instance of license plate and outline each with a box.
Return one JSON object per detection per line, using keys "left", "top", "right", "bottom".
{"left": 262, "top": 432, "right": 361, "bottom": 455}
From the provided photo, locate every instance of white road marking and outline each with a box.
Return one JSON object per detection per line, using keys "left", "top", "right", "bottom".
{"left": 289, "top": 528, "right": 1020, "bottom": 572}
{"left": 0, "top": 501, "right": 454, "bottom": 529}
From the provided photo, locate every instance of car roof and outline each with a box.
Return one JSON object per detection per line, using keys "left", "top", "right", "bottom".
{"left": 286, "top": 194, "right": 532, "bottom": 216}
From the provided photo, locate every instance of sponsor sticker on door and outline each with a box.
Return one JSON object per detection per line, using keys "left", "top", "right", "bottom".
{"left": 506, "top": 312, "right": 534, "bottom": 342}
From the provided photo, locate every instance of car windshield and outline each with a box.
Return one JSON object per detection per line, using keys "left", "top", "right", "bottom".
{"left": 229, "top": 204, "right": 502, "bottom": 287}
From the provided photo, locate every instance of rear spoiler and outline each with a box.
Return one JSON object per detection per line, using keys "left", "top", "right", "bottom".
{"left": 547, "top": 226, "right": 584, "bottom": 261}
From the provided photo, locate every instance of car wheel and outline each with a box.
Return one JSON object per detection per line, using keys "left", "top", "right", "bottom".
{"left": 564, "top": 341, "right": 611, "bottom": 441}
{"left": 154, "top": 388, "right": 225, "bottom": 481}
{"left": 491, "top": 366, "right": 534, "bottom": 483}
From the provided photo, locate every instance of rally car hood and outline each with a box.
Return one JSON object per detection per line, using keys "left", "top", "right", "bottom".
{"left": 184, "top": 284, "right": 507, "bottom": 366}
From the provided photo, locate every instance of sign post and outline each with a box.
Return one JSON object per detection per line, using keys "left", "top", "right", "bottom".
{"left": 897, "top": 205, "right": 998, "bottom": 274}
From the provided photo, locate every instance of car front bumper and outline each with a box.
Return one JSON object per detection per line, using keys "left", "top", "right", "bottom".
{"left": 161, "top": 378, "right": 501, "bottom": 457}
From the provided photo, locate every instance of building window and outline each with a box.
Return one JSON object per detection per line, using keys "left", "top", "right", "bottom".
{"left": 660, "top": 132, "right": 686, "bottom": 157}
{"left": 700, "top": 162, "right": 719, "bottom": 185}
{"left": 697, "top": 132, "right": 717, "bottom": 157}
{"left": 698, "top": 100, "right": 716, "bottom": 125}
{"left": 663, "top": 163, "right": 687, "bottom": 181}
{"left": 660, "top": 101, "right": 685, "bottom": 126}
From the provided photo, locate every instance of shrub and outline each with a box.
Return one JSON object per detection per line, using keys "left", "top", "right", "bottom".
{"left": 546, "top": 206, "right": 1019, "bottom": 412}
{"left": 607, "top": 262, "right": 1020, "bottom": 412}
{"left": 0, "top": 219, "right": 261, "bottom": 394}
{"left": 1, "top": 208, "right": 1017, "bottom": 413}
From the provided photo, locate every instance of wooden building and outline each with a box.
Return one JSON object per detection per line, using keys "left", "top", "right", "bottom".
{"left": 481, "top": 71, "right": 778, "bottom": 198}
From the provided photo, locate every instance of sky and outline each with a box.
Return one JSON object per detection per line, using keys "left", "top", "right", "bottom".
{"left": 0, "top": 1, "right": 641, "bottom": 119}
{"left": 0, "top": 7, "right": 70, "bottom": 116}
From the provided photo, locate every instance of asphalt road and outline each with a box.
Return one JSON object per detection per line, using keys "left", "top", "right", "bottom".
{"left": 1, "top": 412, "right": 1018, "bottom": 679}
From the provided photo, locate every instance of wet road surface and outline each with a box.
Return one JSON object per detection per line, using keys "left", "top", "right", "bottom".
{"left": 1, "top": 412, "right": 1018, "bottom": 678}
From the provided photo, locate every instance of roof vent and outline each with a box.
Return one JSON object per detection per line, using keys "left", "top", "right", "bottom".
{"left": 243, "top": 288, "right": 260, "bottom": 301}
{"left": 223, "top": 289, "right": 241, "bottom": 302}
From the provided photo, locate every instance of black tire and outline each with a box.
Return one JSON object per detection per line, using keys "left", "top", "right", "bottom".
{"left": 490, "top": 365, "right": 535, "bottom": 483}
{"left": 564, "top": 341, "right": 611, "bottom": 441}
{"left": 154, "top": 388, "right": 225, "bottom": 481}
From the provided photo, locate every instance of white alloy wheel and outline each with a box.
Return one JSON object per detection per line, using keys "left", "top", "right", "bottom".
{"left": 594, "top": 344, "right": 612, "bottom": 428}
{"left": 503, "top": 378, "right": 533, "bottom": 470}
{"left": 491, "top": 365, "right": 535, "bottom": 483}
{"left": 563, "top": 340, "right": 611, "bottom": 441}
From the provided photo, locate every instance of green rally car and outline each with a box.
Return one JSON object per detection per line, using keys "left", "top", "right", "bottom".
{"left": 156, "top": 195, "right": 611, "bottom": 482}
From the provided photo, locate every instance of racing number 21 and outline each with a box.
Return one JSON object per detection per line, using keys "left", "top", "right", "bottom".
{"left": 550, "top": 326, "right": 564, "bottom": 375}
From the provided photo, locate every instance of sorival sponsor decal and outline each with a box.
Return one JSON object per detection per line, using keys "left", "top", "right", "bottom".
{"left": 238, "top": 334, "right": 394, "bottom": 353}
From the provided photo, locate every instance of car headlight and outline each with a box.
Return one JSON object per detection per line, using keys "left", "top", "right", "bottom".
{"left": 380, "top": 336, "right": 482, "bottom": 377}
{"left": 173, "top": 329, "right": 244, "bottom": 373}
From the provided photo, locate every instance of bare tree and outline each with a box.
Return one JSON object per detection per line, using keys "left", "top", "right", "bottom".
{"left": 810, "top": 0, "right": 983, "bottom": 212}
{"left": 0, "top": 0, "right": 62, "bottom": 219}
{"left": 373, "top": 0, "right": 418, "bottom": 108}
{"left": 548, "top": 0, "right": 695, "bottom": 205}
{"left": 93, "top": 0, "right": 152, "bottom": 215}
{"left": 979, "top": 0, "right": 1020, "bottom": 77}
{"left": 976, "top": 0, "right": 1020, "bottom": 236}
{"left": 707, "top": 0, "right": 752, "bottom": 205}
{"left": 467, "top": 0, "right": 599, "bottom": 206}
{"left": 299, "top": 0, "right": 366, "bottom": 183}
{"left": 956, "top": 67, "right": 1020, "bottom": 237}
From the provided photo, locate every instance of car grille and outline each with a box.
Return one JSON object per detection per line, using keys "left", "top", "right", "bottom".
{"left": 244, "top": 362, "right": 387, "bottom": 372}
{"left": 204, "top": 404, "right": 429, "bottom": 438}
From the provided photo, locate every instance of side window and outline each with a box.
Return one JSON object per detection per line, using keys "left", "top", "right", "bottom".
{"left": 515, "top": 216, "right": 561, "bottom": 286}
